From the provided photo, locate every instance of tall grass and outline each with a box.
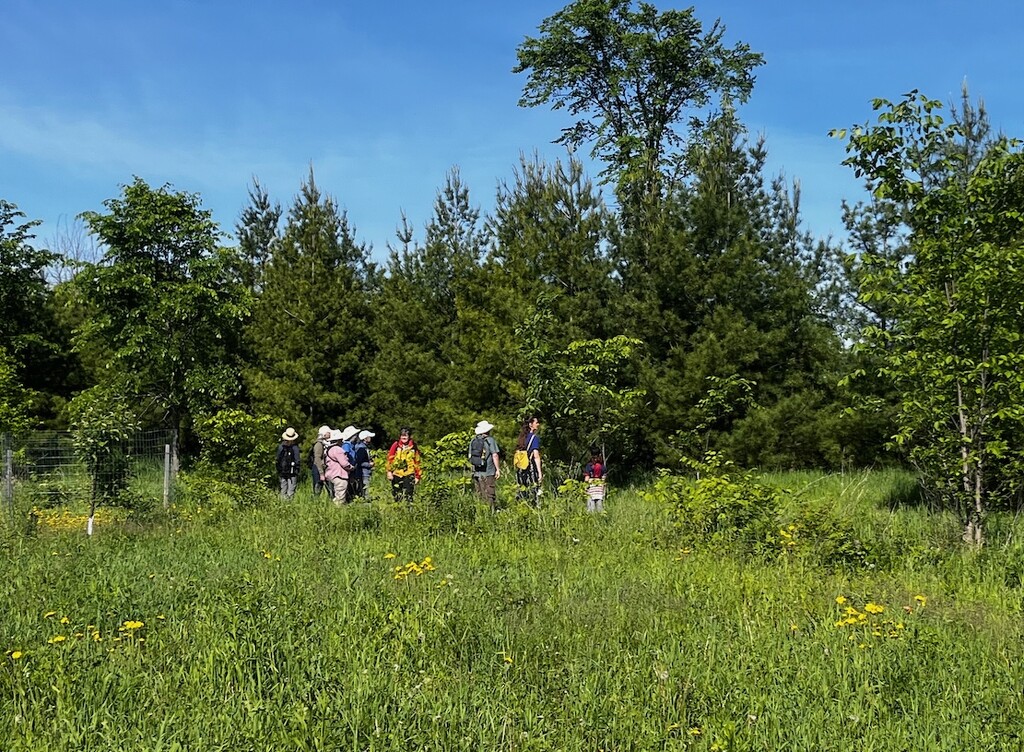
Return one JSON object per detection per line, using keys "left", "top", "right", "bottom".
{"left": 2, "top": 471, "right": 1023, "bottom": 750}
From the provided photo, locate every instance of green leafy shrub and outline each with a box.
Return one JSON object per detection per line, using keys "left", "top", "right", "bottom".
{"left": 194, "top": 409, "right": 281, "bottom": 486}
{"left": 645, "top": 452, "right": 782, "bottom": 548}
{"left": 416, "top": 431, "right": 474, "bottom": 508}
{"left": 768, "top": 504, "right": 869, "bottom": 571}
{"left": 173, "top": 472, "right": 271, "bottom": 524}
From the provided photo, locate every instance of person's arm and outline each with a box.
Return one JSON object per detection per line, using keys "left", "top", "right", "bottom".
{"left": 530, "top": 436, "right": 542, "bottom": 482}
{"left": 490, "top": 438, "right": 500, "bottom": 479}
{"left": 386, "top": 443, "right": 397, "bottom": 479}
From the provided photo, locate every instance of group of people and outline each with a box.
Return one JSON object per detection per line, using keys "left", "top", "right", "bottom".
{"left": 467, "top": 416, "right": 542, "bottom": 510}
{"left": 465, "top": 415, "right": 604, "bottom": 511}
{"left": 276, "top": 424, "right": 376, "bottom": 504}
{"left": 276, "top": 424, "right": 422, "bottom": 504}
{"left": 276, "top": 415, "right": 606, "bottom": 511}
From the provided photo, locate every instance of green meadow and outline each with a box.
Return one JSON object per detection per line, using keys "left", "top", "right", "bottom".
{"left": 3, "top": 471, "right": 1024, "bottom": 750}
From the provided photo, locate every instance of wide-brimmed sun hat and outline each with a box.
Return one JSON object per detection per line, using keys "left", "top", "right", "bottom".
{"left": 281, "top": 427, "right": 299, "bottom": 441}
{"left": 474, "top": 420, "right": 494, "bottom": 435}
{"left": 341, "top": 425, "right": 359, "bottom": 441}
{"left": 318, "top": 425, "right": 331, "bottom": 438}
{"left": 328, "top": 428, "right": 344, "bottom": 443}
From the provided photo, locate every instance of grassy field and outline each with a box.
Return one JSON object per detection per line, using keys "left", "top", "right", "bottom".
{"left": 2, "top": 470, "right": 1023, "bottom": 750}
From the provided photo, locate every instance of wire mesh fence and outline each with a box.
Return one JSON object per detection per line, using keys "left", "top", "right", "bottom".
{"left": 1, "top": 430, "right": 177, "bottom": 533}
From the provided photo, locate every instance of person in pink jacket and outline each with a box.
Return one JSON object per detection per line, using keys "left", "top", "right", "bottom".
{"left": 324, "top": 428, "right": 353, "bottom": 505}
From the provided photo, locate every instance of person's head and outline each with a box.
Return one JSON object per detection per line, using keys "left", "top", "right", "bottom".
{"left": 341, "top": 425, "right": 359, "bottom": 443}
{"left": 318, "top": 425, "right": 331, "bottom": 440}
{"left": 281, "top": 427, "right": 299, "bottom": 444}
{"left": 517, "top": 415, "right": 540, "bottom": 449}
{"left": 590, "top": 447, "right": 604, "bottom": 464}
{"left": 399, "top": 427, "right": 412, "bottom": 444}
{"left": 358, "top": 430, "right": 375, "bottom": 445}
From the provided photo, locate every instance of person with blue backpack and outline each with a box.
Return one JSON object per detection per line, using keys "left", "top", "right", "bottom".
{"left": 339, "top": 425, "right": 360, "bottom": 502}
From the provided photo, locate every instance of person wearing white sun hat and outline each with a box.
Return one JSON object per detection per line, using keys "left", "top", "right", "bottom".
{"left": 324, "top": 428, "right": 354, "bottom": 505}
{"left": 339, "top": 425, "right": 360, "bottom": 501}
{"left": 353, "top": 429, "right": 376, "bottom": 500}
{"left": 469, "top": 420, "right": 501, "bottom": 510}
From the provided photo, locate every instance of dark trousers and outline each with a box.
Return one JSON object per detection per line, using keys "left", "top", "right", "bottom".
{"left": 516, "top": 465, "right": 540, "bottom": 505}
{"left": 312, "top": 465, "right": 334, "bottom": 499}
{"left": 391, "top": 475, "right": 415, "bottom": 503}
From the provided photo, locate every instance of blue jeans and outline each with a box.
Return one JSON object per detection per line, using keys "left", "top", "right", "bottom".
{"left": 312, "top": 465, "right": 333, "bottom": 498}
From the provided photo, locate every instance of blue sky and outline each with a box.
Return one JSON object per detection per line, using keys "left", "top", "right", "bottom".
{"left": 2, "top": 1, "right": 1021, "bottom": 261}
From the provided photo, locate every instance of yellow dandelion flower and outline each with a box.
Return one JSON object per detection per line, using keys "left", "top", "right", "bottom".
{"left": 10, "top": 650, "right": 23, "bottom": 660}
{"left": 835, "top": 595, "right": 847, "bottom": 605}
{"left": 914, "top": 595, "right": 927, "bottom": 607}
{"left": 384, "top": 553, "right": 396, "bottom": 559}
{"left": 48, "top": 635, "right": 66, "bottom": 644}
{"left": 122, "top": 620, "right": 144, "bottom": 630}
{"left": 864, "top": 603, "right": 884, "bottom": 614}
{"left": 59, "top": 616, "right": 70, "bottom": 624}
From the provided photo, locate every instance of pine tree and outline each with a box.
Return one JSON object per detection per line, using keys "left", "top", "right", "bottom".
{"left": 244, "top": 169, "right": 374, "bottom": 433}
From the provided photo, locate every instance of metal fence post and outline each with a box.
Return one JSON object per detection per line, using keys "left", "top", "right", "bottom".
{"left": 163, "top": 443, "right": 171, "bottom": 510}
{"left": 4, "top": 448, "right": 13, "bottom": 519}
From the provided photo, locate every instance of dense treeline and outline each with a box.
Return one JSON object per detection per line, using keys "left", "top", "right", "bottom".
{"left": 4, "top": 1, "right": 1024, "bottom": 544}
{"left": 0, "top": 148, "right": 875, "bottom": 470}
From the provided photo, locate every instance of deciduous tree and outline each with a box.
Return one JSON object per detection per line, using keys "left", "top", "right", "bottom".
{"left": 835, "top": 91, "right": 1024, "bottom": 544}
{"left": 515, "top": 0, "right": 762, "bottom": 220}
{"left": 72, "top": 178, "right": 249, "bottom": 449}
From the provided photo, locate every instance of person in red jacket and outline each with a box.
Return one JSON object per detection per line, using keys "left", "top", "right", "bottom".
{"left": 386, "top": 427, "right": 421, "bottom": 503}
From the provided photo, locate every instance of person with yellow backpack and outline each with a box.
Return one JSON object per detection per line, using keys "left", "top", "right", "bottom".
{"left": 514, "top": 415, "right": 543, "bottom": 505}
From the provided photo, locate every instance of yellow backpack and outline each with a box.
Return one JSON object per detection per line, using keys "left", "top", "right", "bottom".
{"left": 513, "top": 449, "right": 530, "bottom": 470}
